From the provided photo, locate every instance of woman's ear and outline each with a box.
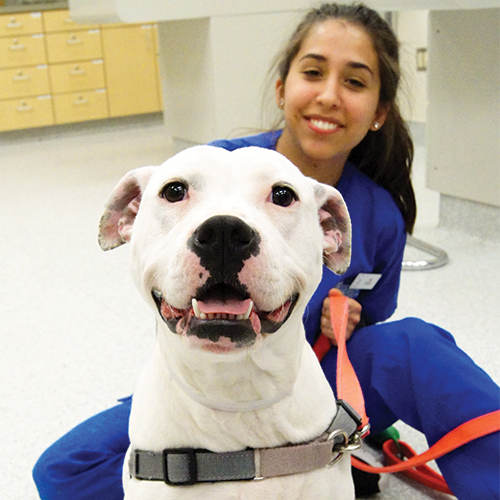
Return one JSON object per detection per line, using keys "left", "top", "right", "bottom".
{"left": 370, "top": 102, "right": 389, "bottom": 131}
{"left": 275, "top": 78, "right": 285, "bottom": 107}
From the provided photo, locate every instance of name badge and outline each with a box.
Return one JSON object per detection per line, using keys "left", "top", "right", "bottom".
{"left": 349, "top": 273, "right": 382, "bottom": 291}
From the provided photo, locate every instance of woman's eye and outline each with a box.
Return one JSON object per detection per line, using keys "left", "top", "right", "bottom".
{"left": 271, "top": 186, "right": 298, "bottom": 207}
{"left": 160, "top": 181, "right": 187, "bottom": 202}
{"left": 303, "top": 69, "right": 322, "bottom": 79}
{"left": 347, "top": 78, "right": 365, "bottom": 89}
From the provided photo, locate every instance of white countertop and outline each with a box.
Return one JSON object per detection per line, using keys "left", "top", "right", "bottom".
{"left": 69, "top": 0, "right": 500, "bottom": 24}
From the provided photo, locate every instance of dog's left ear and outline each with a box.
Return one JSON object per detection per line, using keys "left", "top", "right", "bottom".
{"left": 313, "top": 182, "right": 352, "bottom": 275}
{"left": 98, "top": 166, "right": 157, "bottom": 251}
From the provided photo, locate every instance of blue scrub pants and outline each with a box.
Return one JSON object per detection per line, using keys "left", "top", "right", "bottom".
{"left": 33, "top": 318, "right": 500, "bottom": 499}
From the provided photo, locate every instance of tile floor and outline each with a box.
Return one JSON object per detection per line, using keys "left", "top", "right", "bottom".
{"left": 1, "top": 116, "right": 498, "bottom": 500}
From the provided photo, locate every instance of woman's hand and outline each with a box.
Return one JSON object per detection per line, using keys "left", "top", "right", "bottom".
{"left": 320, "top": 289, "right": 362, "bottom": 346}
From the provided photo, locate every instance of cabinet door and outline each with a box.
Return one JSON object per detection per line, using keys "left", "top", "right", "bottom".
{"left": 42, "top": 9, "right": 98, "bottom": 33}
{"left": 49, "top": 59, "right": 105, "bottom": 93}
{"left": 0, "top": 64, "right": 50, "bottom": 99}
{"left": 0, "top": 12, "right": 43, "bottom": 37}
{"left": 45, "top": 30, "right": 102, "bottom": 64}
{"left": 101, "top": 25, "right": 161, "bottom": 117}
{"left": 0, "top": 95, "right": 53, "bottom": 131}
{"left": 53, "top": 89, "right": 108, "bottom": 124}
{"left": 0, "top": 34, "right": 46, "bottom": 68}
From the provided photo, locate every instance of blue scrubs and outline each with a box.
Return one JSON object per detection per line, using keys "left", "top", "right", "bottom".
{"left": 33, "top": 132, "right": 500, "bottom": 499}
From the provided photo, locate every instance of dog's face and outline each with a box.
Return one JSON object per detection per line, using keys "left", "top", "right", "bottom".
{"left": 99, "top": 146, "right": 350, "bottom": 355}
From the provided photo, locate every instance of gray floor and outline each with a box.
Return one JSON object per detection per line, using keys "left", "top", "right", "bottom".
{"left": 1, "top": 116, "right": 499, "bottom": 500}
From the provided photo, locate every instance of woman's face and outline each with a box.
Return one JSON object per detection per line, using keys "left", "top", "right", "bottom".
{"left": 276, "top": 19, "right": 388, "bottom": 177}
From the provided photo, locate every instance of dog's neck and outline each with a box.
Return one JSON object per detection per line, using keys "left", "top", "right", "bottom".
{"left": 157, "top": 317, "right": 305, "bottom": 412}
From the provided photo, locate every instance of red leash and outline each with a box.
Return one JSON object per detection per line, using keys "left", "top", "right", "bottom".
{"left": 313, "top": 291, "right": 500, "bottom": 495}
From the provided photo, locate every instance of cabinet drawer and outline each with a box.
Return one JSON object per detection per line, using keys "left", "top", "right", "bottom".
{"left": 0, "top": 12, "right": 43, "bottom": 37}
{"left": 50, "top": 59, "right": 104, "bottom": 93}
{"left": 0, "top": 34, "right": 46, "bottom": 68}
{"left": 53, "top": 89, "right": 108, "bottom": 124}
{"left": 0, "top": 95, "right": 53, "bottom": 131}
{"left": 46, "top": 30, "right": 102, "bottom": 64}
{"left": 43, "top": 9, "right": 99, "bottom": 33}
{"left": 0, "top": 65, "right": 50, "bottom": 99}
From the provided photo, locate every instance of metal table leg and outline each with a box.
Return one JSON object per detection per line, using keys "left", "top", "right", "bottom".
{"left": 402, "top": 235, "right": 449, "bottom": 271}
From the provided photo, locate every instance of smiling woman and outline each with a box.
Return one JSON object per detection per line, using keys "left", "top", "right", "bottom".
{"left": 272, "top": 3, "right": 415, "bottom": 234}
{"left": 275, "top": 19, "right": 386, "bottom": 184}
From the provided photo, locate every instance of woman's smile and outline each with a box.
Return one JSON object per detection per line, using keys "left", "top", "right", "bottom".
{"left": 307, "top": 116, "right": 343, "bottom": 134}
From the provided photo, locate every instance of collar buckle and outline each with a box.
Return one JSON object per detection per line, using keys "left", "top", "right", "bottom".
{"left": 162, "top": 448, "right": 198, "bottom": 485}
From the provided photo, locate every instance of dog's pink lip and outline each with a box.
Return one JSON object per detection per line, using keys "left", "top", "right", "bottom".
{"left": 151, "top": 289, "right": 297, "bottom": 336}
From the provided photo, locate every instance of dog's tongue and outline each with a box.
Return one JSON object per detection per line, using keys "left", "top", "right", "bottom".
{"left": 196, "top": 298, "right": 252, "bottom": 315}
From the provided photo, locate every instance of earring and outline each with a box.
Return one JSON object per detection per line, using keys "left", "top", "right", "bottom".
{"left": 373, "top": 122, "right": 380, "bottom": 130}
{"left": 279, "top": 98, "right": 285, "bottom": 109}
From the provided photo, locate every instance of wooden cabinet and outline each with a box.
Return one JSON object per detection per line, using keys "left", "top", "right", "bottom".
{"left": 0, "top": 10, "right": 51, "bottom": 131}
{"left": 0, "top": 65, "right": 50, "bottom": 99}
{"left": 45, "top": 30, "right": 103, "bottom": 64}
{"left": 44, "top": 12, "right": 108, "bottom": 125}
{"left": 0, "top": 95, "right": 53, "bottom": 131}
{"left": 53, "top": 89, "right": 108, "bottom": 124}
{"left": 0, "top": 9, "right": 163, "bottom": 133}
{"left": 42, "top": 9, "right": 98, "bottom": 33}
{"left": 0, "top": 34, "right": 46, "bottom": 68}
{"left": 0, "top": 12, "right": 43, "bottom": 37}
{"left": 49, "top": 60, "right": 105, "bottom": 94}
{"left": 101, "top": 24, "right": 161, "bottom": 117}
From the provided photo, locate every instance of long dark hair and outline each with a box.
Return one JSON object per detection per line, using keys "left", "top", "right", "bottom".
{"left": 272, "top": 3, "right": 416, "bottom": 233}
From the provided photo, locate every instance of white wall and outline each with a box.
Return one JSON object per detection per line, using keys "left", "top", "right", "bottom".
{"left": 393, "top": 10, "right": 441, "bottom": 228}
{"left": 426, "top": 8, "right": 500, "bottom": 207}
{"left": 157, "top": 11, "right": 303, "bottom": 146}
{"left": 394, "top": 10, "right": 429, "bottom": 124}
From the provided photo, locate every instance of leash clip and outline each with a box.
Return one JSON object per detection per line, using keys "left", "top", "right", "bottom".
{"left": 327, "top": 422, "right": 370, "bottom": 467}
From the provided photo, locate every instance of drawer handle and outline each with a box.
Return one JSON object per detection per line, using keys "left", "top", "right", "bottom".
{"left": 67, "top": 35, "right": 82, "bottom": 45}
{"left": 73, "top": 95, "right": 89, "bottom": 105}
{"left": 9, "top": 40, "right": 26, "bottom": 50}
{"left": 17, "top": 102, "right": 33, "bottom": 112}
{"left": 69, "top": 65, "right": 86, "bottom": 76}
{"left": 13, "top": 72, "right": 30, "bottom": 82}
{"left": 7, "top": 20, "right": 22, "bottom": 29}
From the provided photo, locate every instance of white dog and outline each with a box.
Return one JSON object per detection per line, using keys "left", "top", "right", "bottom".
{"left": 98, "top": 146, "right": 357, "bottom": 499}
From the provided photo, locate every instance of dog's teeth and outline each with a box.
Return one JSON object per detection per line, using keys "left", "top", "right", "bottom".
{"left": 200, "top": 313, "right": 207, "bottom": 320}
{"left": 236, "top": 314, "right": 244, "bottom": 320}
{"left": 242, "top": 301, "right": 253, "bottom": 320}
{"left": 192, "top": 298, "right": 201, "bottom": 319}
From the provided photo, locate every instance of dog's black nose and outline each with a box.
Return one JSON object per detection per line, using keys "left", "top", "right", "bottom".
{"left": 189, "top": 215, "right": 260, "bottom": 275}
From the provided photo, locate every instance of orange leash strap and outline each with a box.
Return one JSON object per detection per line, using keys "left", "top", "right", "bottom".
{"left": 378, "top": 440, "right": 452, "bottom": 494}
{"left": 352, "top": 409, "right": 500, "bottom": 476}
{"left": 328, "top": 292, "right": 369, "bottom": 430}
{"left": 312, "top": 291, "right": 500, "bottom": 494}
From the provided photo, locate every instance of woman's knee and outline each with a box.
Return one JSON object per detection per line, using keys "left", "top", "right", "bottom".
{"left": 33, "top": 399, "right": 131, "bottom": 499}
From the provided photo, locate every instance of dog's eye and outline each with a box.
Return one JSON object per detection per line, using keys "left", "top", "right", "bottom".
{"left": 271, "top": 185, "right": 298, "bottom": 207}
{"left": 160, "top": 181, "right": 188, "bottom": 203}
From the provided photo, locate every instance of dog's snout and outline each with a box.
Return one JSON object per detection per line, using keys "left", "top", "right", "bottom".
{"left": 189, "top": 216, "right": 260, "bottom": 275}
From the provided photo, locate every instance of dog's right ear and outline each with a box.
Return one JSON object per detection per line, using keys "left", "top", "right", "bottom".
{"left": 98, "top": 166, "right": 157, "bottom": 251}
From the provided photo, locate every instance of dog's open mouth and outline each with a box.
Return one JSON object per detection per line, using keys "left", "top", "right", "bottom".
{"left": 152, "top": 284, "right": 298, "bottom": 352}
